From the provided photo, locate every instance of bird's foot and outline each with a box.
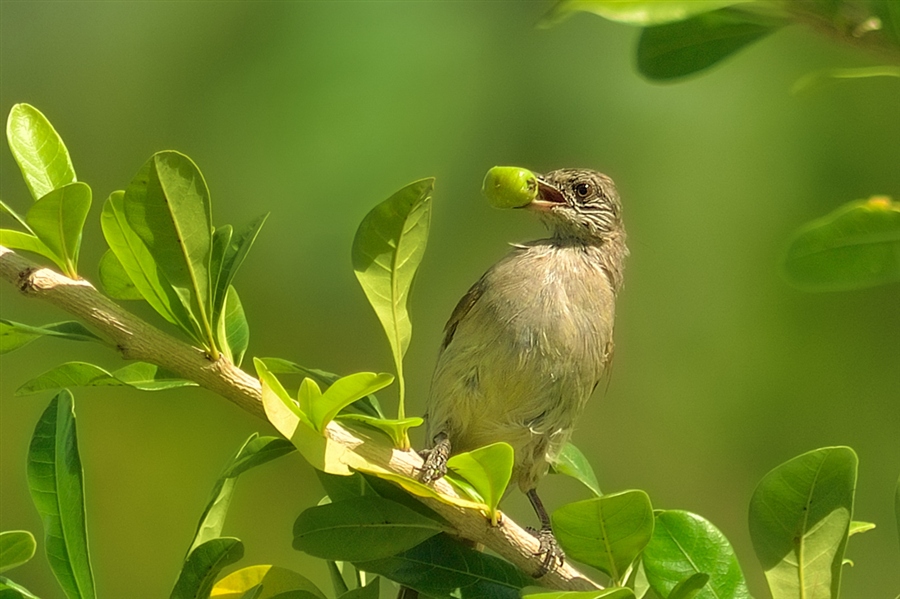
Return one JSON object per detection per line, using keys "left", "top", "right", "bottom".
{"left": 526, "top": 526, "right": 565, "bottom": 577}
{"left": 418, "top": 436, "right": 451, "bottom": 484}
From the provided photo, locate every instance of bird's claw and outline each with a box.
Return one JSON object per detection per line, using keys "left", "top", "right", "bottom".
{"left": 528, "top": 527, "right": 565, "bottom": 577}
{"left": 418, "top": 437, "right": 451, "bottom": 484}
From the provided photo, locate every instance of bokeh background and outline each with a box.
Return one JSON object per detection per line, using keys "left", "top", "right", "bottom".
{"left": 1, "top": 2, "right": 898, "bottom": 598}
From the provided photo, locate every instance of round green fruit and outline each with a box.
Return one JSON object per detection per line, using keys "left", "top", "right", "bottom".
{"left": 482, "top": 166, "right": 538, "bottom": 209}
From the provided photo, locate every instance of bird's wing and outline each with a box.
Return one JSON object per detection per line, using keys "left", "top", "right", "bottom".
{"left": 440, "top": 277, "right": 486, "bottom": 351}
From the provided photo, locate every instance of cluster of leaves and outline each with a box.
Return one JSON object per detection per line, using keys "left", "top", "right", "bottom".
{"left": 543, "top": 0, "right": 900, "bottom": 292}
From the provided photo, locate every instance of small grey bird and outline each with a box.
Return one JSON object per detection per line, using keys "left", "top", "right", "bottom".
{"left": 421, "top": 168, "right": 627, "bottom": 571}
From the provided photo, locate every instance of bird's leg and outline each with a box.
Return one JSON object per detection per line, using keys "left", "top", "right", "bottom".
{"left": 419, "top": 432, "right": 451, "bottom": 484}
{"left": 526, "top": 488, "right": 565, "bottom": 577}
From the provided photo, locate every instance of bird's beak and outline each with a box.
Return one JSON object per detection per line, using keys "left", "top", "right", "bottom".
{"left": 523, "top": 176, "right": 566, "bottom": 211}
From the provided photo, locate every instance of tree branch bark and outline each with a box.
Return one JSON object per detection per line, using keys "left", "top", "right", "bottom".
{"left": 0, "top": 245, "right": 600, "bottom": 591}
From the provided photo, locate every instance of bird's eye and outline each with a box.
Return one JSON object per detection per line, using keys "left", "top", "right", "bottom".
{"left": 574, "top": 182, "right": 592, "bottom": 198}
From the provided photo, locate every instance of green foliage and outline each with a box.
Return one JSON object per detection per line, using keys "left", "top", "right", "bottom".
{"left": 211, "top": 565, "right": 327, "bottom": 599}
{"left": 306, "top": 372, "right": 394, "bottom": 433}
{"left": 0, "top": 228, "right": 66, "bottom": 272}
{"left": 642, "top": 511, "right": 749, "bottom": 599}
{"left": 0, "top": 320, "right": 103, "bottom": 355}
{"left": 16, "top": 361, "right": 196, "bottom": 395}
{"left": 6, "top": 103, "right": 76, "bottom": 201}
{"left": 550, "top": 442, "right": 602, "bottom": 496}
{"left": 98, "top": 249, "right": 143, "bottom": 299}
{"left": 544, "top": 0, "right": 747, "bottom": 27}
{"left": 0, "top": 532, "right": 36, "bottom": 574}
{"left": 335, "top": 413, "right": 424, "bottom": 449}
{"left": 666, "top": 573, "right": 710, "bottom": 599}
{"left": 171, "top": 537, "right": 244, "bottom": 599}
{"left": 782, "top": 196, "right": 900, "bottom": 291}
{"left": 552, "top": 490, "right": 653, "bottom": 584}
{"left": 791, "top": 66, "right": 900, "bottom": 95}
{"left": 219, "top": 285, "right": 249, "bottom": 366}
{"left": 749, "top": 446, "right": 858, "bottom": 599}
{"left": 26, "top": 391, "right": 95, "bottom": 599}
{"left": 446, "top": 442, "right": 515, "bottom": 525}
{"left": 522, "top": 590, "right": 635, "bottom": 599}
{"left": 896, "top": 475, "right": 900, "bottom": 554}
{"left": 0, "top": 576, "right": 41, "bottom": 599}
{"left": 25, "top": 183, "right": 92, "bottom": 277}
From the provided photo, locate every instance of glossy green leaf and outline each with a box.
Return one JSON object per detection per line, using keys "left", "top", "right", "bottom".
{"left": 26, "top": 391, "right": 95, "bottom": 599}
{"left": 25, "top": 182, "right": 91, "bottom": 276}
{"left": 16, "top": 361, "right": 196, "bottom": 395}
{"left": 211, "top": 565, "right": 327, "bottom": 599}
{"left": 327, "top": 561, "right": 349, "bottom": 598}
{"left": 98, "top": 250, "right": 143, "bottom": 300}
{"left": 0, "top": 531, "right": 36, "bottom": 574}
{"left": 335, "top": 414, "right": 424, "bottom": 449}
{"left": 316, "top": 471, "right": 447, "bottom": 525}
{"left": 0, "top": 576, "right": 41, "bottom": 599}
{"left": 123, "top": 151, "right": 215, "bottom": 348}
{"left": 0, "top": 200, "right": 35, "bottom": 233}
{"left": 848, "top": 521, "right": 875, "bottom": 537}
{"left": 354, "top": 533, "right": 531, "bottom": 599}
{"left": 260, "top": 357, "right": 385, "bottom": 418}
{"left": 0, "top": 319, "right": 102, "bottom": 355}
{"left": 337, "top": 578, "right": 379, "bottom": 599}
{"left": 523, "top": 589, "right": 635, "bottom": 599}
{"left": 352, "top": 178, "right": 434, "bottom": 422}
{"left": 210, "top": 225, "right": 233, "bottom": 314}
{"left": 667, "top": 573, "right": 710, "bottom": 599}
{"left": 212, "top": 213, "right": 268, "bottom": 326}
{"left": 6, "top": 104, "right": 76, "bottom": 201}
{"left": 293, "top": 497, "right": 445, "bottom": 561}
{"left": 0, "top": 229, "right": 66, "bottom": 272}
{"left": 218, "top": 285, "right": 249, "bottom": 366}
{"left": 550, "top": 442, "right": 602, "bottom": 496}
{"left": 642, "top": 510, "right": 749, "bottom": 599}
{"left": 310, "top": 372, "right": 395, "bottom": 433}
{"left": 446, "top": 443, "right": 514, "bottom": 525}
{"left": 637, "top": 9, "right": 783, "bottom": 81}
{"left": 552, "top": 490, "right": 653, "bottom": 583}
{"left": 101, "top": 191, "right": 199, "bottom": 335}
{"left": 791, "top": 66, "right": 900, "bottom": 95}
{"left": 749, "top": 446, "right": 857, "bottom": 599}
{"left": 544, "top": 0, "right": 751, "bottom": 27}
{"left": 171, "top": 537, "right": 244, "bottom": 599}
{"left": 782, "top": 196, "right": 900, "bottom": 291}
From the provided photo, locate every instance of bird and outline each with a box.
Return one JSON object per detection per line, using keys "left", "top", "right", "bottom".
{"left": 420, "top": 168, "right": 627, "bottom": 573}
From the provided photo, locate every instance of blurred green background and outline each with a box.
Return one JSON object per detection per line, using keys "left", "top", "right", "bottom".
{"left": 1, "top": 2, "right": 898, "bottom": 598}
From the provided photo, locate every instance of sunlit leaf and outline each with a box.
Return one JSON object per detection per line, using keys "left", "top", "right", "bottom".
{"left": 0, "top": 229, "right": 67, "bottom": 272}
{"left": 27, "top": 391, "right": 95, "bottom": 599}
{"left": 6, "top": 103, "right": 76, "bottom": 201}
{"left": 335, "top": 414, "right": 423, "bottom": 449}
{"left": 25, "top": 182, "right": 91, "bottom": 276}
{"left": 446, "top": 443, "right": 514, "bottom": 525}
{"left": 667, "top": 573, "right": 710, "bottom": 599}
{"left": 543, "top": 0, "right": 750, "bottom": 27}
{"left": 0, "top": 199, "right": 34, "bottom": 232}
{"left": 0, "top": 531, "right": 36, "bottom": 574}
{"left": 749, "top": 446, "right": 857, "bottom": 599}
{"left": 552, "top": 490, "right": 653, "bottom": 583}
{"left": 218, "top": 285, "right": 249, "bottom": 366}
{"left": 212, "top": 213, "right": 268, "bottom": 327}
{"left": 310, "top": 372, "right": 394, "bottom": 433}
{"left": 0, "top": 319, "right": 102, "bottom": 354}
{"left": 0, "top": 576, "right": 41, "bottom": 599}
{"left": 98, "top": 250, "right": 143, "bottom": 300}
{"left": 791, "top": 66, "right": 900, "bottom": 95}
{"left": 848, "top": 521, "right": 875, "bottom": 537}
{"left": 642, "top": 510, "right": 749, "bottom": 599}
{"left": 522, "top": 589, "right": 635, "bottom": 599}
{"left": 293, "top": 497, "right": 445, "bottom": 561}
{"left": 782, "top": 196, "right": 900, "bottom": 291}
{"left": 637, "top": 9, "right": 783, "bottom": 81}
{"left": 211, "top": 565, "right": 327, "bottom": 599}
{"left": 352, "top": 178, "right": 434, "bottom": 425}
{"left": 16, "top": 361, "right": 196, "bottom": 395}
{"left": 550, "top": 442, "right": 602, "bottom": 496}
{"left": 171, "top": 537, "right": 244, "bottom": 599}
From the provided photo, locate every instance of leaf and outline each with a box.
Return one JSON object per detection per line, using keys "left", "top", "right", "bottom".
{"left": 26, "top": 391, "right": 95, "bottom": 599}
{"left": 210, "top": 225, "right": 233, "bottom": 316}
{"left": 1, "top": 200, "right": 35, "bottom": 234}
{"left": 123, "top": 151, "right": 215, "bottom": 348}
{"left": 791, "top": 66, "right": 900, "bottom": 95}
{"left": 25, "top": 182, "right": 91, "bottom": 276}
{"left": 0, "top": 531, "right": 36, "bottom": 573}
{"left": 218, "top": 285, "right": 249, "bottom": 367}
{"left": 352, "top": 178, "right": 434, "bottom": 422}
{"left": 523, "top": 590, "right": 635, "bottom": 599}
{"left": 642, "top": 511, "right": 750, "bottom": 599}
{"left": 551, "top": 490, "right": 653, "bottom": 583}
{"left": 212, "top": 213, "right": 268, "bottom": 326}
{"left": 446, "top": 443, "right": 514, "bottom": 525}
{"left": 16, "top": 361, "right": 196, "bottom": 395}
{"left": 327, "top": 561, "right": 349, "bottom": 598}
{"left": 637, "top": 9, "right": 783, "bottom": 81}
{"left": 0, "top": 576, "right": 41, "bottom": 599}
{"left": 354, "top": 533, "right": 532, "bottom": 599}
{"left": 848, "top": 521, "right": 875, "bottom": 537}
{"left": 98, "top": 250, "right": 143, "bottom": 300}
{"left": 749, "top": 446, "right": 858, "bottom": 599}
{"left": 211, "top": 565, "right": 327, "bottom": 599}
{"left": 550, "top": 442, "right": 602, "bottom": 496}
{"left": 0, "top": 319, "right": 102, "bottom": 355}
{"left": 896, "top": 475, "right": 900, "bottom": 554}
{"left": 667, "top": 573, "right": 710, "bottom": 599}
{"left": 542, "top": 0, "right": 749, "bottom": 27}
{"left": 101, "top": 190, "right": 199, "bottom": 335}
{"left": 0, "top": 229, "right": 66, "bottom": 272}
{"left": 6, "top": 103, "right": 77, "bottom": 201}
{"left": 782, "top": 196, "right": 900, "bottom": 291}
{"left": 335, "top": 414, "right": 424, "bottom": 449}
{"left": 293, "top": 497, "right": 445, "bottom": 561}
{"left": 171, "top": 537, "right": 244, "bottom": 599}
{"left": 337, "top": 578, "right": 379, "bottom": 599}
{"left": 310, "top": 372, "right": 395, "bottom": 433}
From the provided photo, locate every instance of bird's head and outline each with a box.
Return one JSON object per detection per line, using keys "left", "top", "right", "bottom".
{"left": 526, "top": 168, "right": 624, "bottom": 244}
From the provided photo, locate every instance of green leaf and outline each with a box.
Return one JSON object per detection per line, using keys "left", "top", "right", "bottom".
{"left": 446, "top": 442, "right": 514, "bottom": 525}
{"left": 310, "top": 372, "right": 395, "bottom": 433}
{"left": 212, "top": 213, "right": 268, "bottom": 326}
{"left": 791, "top": 66, "right": 900, "bottom": 95}
{"left": 98, "top": 250, "right": 143, "bottom": 300}
{"left": 552, "top": 490, "right": 653, "bottom": 583}
{"left": 16, "top": 361, "right": 196, "bottom": 395}
{"left": 0, "top": 229, "right": 66, "bottom": 272}
{"left": 1, "top": 199, "right": 36, "bottom": 234}
{"left": 642, "top": 511, "right": 749, "bottom": 599}
{"left": 667, "top": 573, "right": 710, "bottom": 599}
{"left": 210, "top": 224, "right": 233, "bottom": 315}
{"left": 171, "top": 537, "right": 244, "bottom": 599}
{"left": 543, "top": 0, "right": 749, "bottom": 27}
{"left": 293, "top": 497, "right": 445, "bottom": 561}
{"left": 0, "top": 320, "right": 102, "bottom": 355}
{"left": 637, "top": 9, "right": 783, "bottom": 81}
{"left": 352, "top": 178, "right": 434, "bottom": 423}
{"left": 25, "top": 182, "right": 91, "bottom": 276}
{"left": 335, "top": 414, "right": 423, "bottom": 449}
{"left": 782, "top": 196, "right": 900, "bottom": 291}
{"left": 211, "top": 565, "right": 327, "bottom": 599}
{"left": 749, "top": 446, "right": 858, "bottom": 599}
{"left": 6, "top": 104, "right": 77, "bottom": 201}
{"left": 0, "top": 576, "right": 41, "bottom": 599}
{"left": 26, "top": 391, "right": 95, "bottom": 599}
{"left": 218, "top": 285, "right": 249, "bottom": 366}
{"left": 0, "top": 532, "right": 36, "bottom": 574}
{"left": 896, "top": 475, "right": 900, "bottom": 554}
{"left": 550, "top": 442, "right": 602, "bottom": 496}
{"left": 848, "top": 521, "right": 875, "bottom": 537}
{"left": 123, "top": 151, "right": 215, "bottom": 350}
{"left": 354, "top": 533, "right": 532, "bottom": 599}
{"left": 327, "top": 561, "right": 350, "bottom": 598}
{"left": 523, "top": 590, "right": 635, "bottom": 599}
{"left": 337, "top": 577, "right": 380, "bottom": 599}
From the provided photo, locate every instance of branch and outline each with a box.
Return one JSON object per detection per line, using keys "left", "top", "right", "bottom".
{"left": 0, "top": 245, "right": 600, "bottom": 591}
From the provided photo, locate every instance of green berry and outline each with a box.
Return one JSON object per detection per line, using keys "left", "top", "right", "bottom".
{"left": 482, "top": 166, "right": 538, "bottom": 209}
